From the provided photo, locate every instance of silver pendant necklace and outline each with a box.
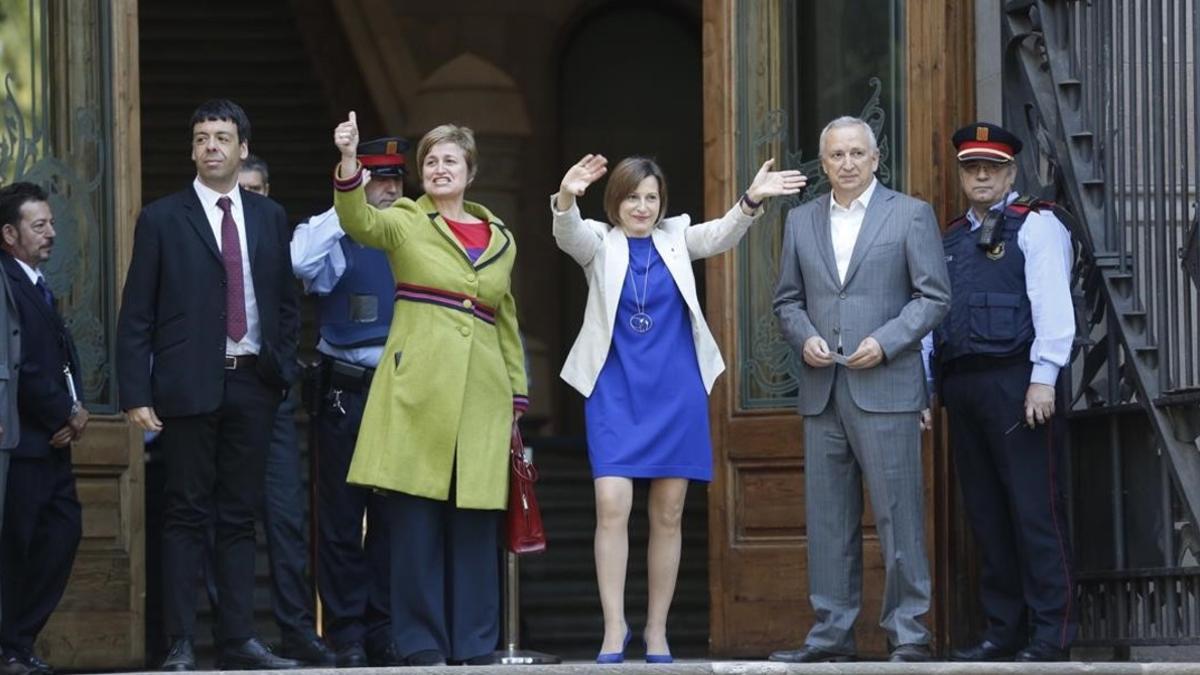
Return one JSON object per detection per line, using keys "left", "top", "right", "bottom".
{"left": 627, "top": 241, "right": 654, "bottom": 333}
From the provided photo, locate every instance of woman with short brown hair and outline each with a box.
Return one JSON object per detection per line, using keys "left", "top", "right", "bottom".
{"left": 553, "top": 153, "right": 805, "bottom": 663}
{"left": 333, "top": 113, "right": 527, "bottom": 666}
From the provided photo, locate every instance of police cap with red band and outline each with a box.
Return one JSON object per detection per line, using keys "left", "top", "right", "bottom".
{"left": 358, "top": 136, "right": 410, "bottom": 177}
{"left": 952, "top": 122, "right": 1023, "bottom": 164}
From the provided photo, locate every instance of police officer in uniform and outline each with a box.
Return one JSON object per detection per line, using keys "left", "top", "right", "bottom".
{"left": 930, "top": 123, "right": 1078, "bottom": 662}
{"left": 291, "top": 137, "right": 407, "bottom": 667}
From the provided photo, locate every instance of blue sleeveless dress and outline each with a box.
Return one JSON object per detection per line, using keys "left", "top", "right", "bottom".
{"left": 584, "top": 235, "right": 713, "bottom": 482}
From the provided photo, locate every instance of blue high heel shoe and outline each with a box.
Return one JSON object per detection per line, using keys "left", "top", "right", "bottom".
{"left": 596, "top": 627, "right": 632, "bottom": 664}
{"left": 645, "top": 638, "right": 673, "bottom": 664}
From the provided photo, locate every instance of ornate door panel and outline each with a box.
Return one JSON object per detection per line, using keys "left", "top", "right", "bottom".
{"left": 704, "top": 0, "right": 973, "bottom": 657}
{"left": 1, "top": 0, "right": 144, "bottom": 667}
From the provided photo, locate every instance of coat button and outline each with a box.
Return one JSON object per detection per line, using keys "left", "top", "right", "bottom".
{"left": 839, "top": 292, "right": 847, "bottom": 299}
{"left": 466, "top": 273, "right": 477, "bottom": 283}
{"left": 462, "top": 298, "right": 473, "bottom": 309}
{"left": 459, "top": 326, "right": 471, "bottom": 337}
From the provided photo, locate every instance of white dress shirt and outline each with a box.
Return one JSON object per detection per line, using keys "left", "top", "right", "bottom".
{"left": 290, "top": 207, "right": 383, "bottom": 368}
{"left": 14, "top": 258, "right": 43, "bottom": 287}
{"left": 921, "top": 191, "right": 1075, "bottom": 390}
{"left": 829, "top": 178, "right": 879, "bottom": 284}
{"left": 193, "top": 177, "right": 260, "bottom": 356}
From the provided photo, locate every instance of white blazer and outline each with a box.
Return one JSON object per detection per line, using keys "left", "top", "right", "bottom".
{"left": 552, "top": 195, "right": 760, "bottom": 397}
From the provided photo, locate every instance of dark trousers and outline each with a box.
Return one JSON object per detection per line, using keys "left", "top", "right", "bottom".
{"left": 382, "top": 489, "right": 500, "bottom": 662}
{"left": 0, "top": 449, "right": 82, "bottom": 654}
{"left": 161, "top": 368, "right": 281, "bottom": 642}
{"left": 315, "top": 387, "right": 390, "bottom": 650}
{"left": 261, "top": 389, "right": 317, "bottom": 639}
{"left": 943, "top": 360, "right": 1078, "bottom": 649}
{"left": 200, "top": 388, "right": 317, "bottom": 642}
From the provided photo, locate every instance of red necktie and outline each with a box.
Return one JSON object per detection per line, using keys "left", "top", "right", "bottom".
{"left": 217, "top": 197, "right": 247, "bottom": 342}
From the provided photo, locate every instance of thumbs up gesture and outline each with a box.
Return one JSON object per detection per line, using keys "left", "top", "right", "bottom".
{"left": 334, "top": 111, "right": 359, "bottom": 159}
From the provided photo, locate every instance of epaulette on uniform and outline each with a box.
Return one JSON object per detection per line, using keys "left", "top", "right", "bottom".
{"left": 945, "top": 213, "right": 971, "bottom": 234}
{"left": 1006, "top": 195, "right": 1057, "bottom": 218}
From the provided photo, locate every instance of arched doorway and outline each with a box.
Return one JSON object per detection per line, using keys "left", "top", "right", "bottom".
{"left": 517, "top": 1, "right": 708, "bottom": 660}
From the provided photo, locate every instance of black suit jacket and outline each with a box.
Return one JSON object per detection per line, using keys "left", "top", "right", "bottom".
{"left": 116, "top": 185, "right": 299, "bottom": 417}
{"left": 1, "top": 253, "right": 82, "bottom": 458}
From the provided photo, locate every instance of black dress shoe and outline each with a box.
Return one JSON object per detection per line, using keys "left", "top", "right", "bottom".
{"left": 460, "top": 653, "right": 495, "bottom": 666}
{"left": 366, "top": 641, "right": 403, "bottom": 667}
{"left": 17, "top": 655, "right": 52, "bottom": 675}
{"left": 276, "top": 633, "right": 335, "bottom": 666}
{"left": 950, "top": 639, "right": 1018, "bottom": 661}
{"left": 334, "top": 643, "right": 367, "bottom": 668}
{"left": 889, "top": 643, "right": 932, "bottom": 662}
{"left": 219, "top": 637, "right": 302, "bottom": 670}
{"left": 0, "top": 654, "right": 29, "bottom": 675}
{"left": 768, "top": 645, "right": 855, "bottom": 663}
{"left": 160, "top": 639, "right": 195, "bottom": 672}
{"left": 1015, "top": 640, "right": 1068, "bottom": 662}
{"left": 404, "top": 649, "right": 447, "bottom": 666}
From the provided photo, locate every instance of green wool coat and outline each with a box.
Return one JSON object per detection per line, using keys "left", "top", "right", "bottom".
{"left": 334, "top": 187, "right": 528, "bottom": 509}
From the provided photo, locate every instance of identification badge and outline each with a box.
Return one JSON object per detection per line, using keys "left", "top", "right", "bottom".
{"left": 348, "top": 295, "right": 379, "bottom": 323}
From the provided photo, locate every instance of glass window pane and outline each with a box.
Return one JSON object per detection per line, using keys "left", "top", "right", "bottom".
{"left": 734, "top": 0, "right": 905, "bottom": 410}
{"left": 0, "top": 0, "right": 48, "bottom": 181}
{"left": 1, "top": 0, "right": 118, "bottom": 410}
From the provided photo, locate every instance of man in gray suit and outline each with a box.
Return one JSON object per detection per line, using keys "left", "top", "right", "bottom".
{"left": 770, "top": 116, "right": 950, "bottom": 663}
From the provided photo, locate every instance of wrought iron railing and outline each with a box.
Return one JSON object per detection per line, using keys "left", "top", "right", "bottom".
{"left": 1004, "top": 0, "right": 1200, "bottom": 647}
{"left": 1059, "top": 0, "right": 1200, "bottom": 396}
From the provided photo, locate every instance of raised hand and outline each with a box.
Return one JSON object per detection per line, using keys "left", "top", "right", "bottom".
{"left": 744, "top": 158, "right": 807, "bottom": 206}
{"left": 556, "top": 154, "right": 608, "bottom": 212}
{"left": 561, "top": 154, "right": 608, "bottom": 196}
{"left": 334, "top": 111, "right": 359, "bottom": 160}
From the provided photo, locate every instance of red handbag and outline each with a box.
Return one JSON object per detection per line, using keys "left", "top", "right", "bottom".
{"left": 507, "top": 422, "right": 547, "bottom": 554}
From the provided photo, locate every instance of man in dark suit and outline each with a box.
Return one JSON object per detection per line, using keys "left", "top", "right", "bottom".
{"left": 116, "top": 99, "right": 300, "bottom": 671}
{"left": 0, "top": 182, "right": 87, "bottom": 675}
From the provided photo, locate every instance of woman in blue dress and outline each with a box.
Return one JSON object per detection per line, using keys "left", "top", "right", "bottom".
{"left": 552, "top": 154, "right": 805, "bottom": 663}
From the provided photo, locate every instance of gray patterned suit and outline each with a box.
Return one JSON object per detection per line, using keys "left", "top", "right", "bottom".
{"left": 773, "top": 183, "right": 950, "bottom": 653}
{"left": 0, "top": 268, "right": 20, "bottom": 627}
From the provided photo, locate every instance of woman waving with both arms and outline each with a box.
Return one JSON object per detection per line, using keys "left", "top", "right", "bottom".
{"left": 553, "top": 153, "right": 805, "bottom": 663}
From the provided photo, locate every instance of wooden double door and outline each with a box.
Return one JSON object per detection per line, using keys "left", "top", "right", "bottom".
{"left": 701, "top": 0, "right": 975, "bottom": 658}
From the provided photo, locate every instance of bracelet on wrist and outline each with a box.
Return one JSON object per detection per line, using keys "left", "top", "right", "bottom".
{"left": 741, "top": 191, "right": 762, "bottom": 210}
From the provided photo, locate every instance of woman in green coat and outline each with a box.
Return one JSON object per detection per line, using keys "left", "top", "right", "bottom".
{"left": 332, "top": 112, "right": 528, "bottom": 666}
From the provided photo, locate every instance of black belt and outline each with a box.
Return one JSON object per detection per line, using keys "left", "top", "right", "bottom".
{"left": 224, "top": 355, "right": 258, "bottom": 370}
{"left": 325, "top": 358, "right": 375, "bottom": 394}
{"left": 941, "top": 350, "right": 1030, "bottom": 376}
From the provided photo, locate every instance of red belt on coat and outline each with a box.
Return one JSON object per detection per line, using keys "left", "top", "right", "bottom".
{"left": 394, "top": 283, "right": 497, "bottom": 325}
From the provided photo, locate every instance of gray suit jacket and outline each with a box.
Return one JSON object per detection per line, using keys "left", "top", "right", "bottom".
{"left": 773, "top": 184, "right": 950, "bottom": 415}
{"left": 0, "top": 270, "right": 20, "bottom": 450}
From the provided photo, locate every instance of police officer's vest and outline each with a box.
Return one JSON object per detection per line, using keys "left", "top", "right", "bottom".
{"left": 318, "top": 236, "right": 395, "bottom": 349}
{"left": 934, "top": 198, "right": 1056, "bottom": 364}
